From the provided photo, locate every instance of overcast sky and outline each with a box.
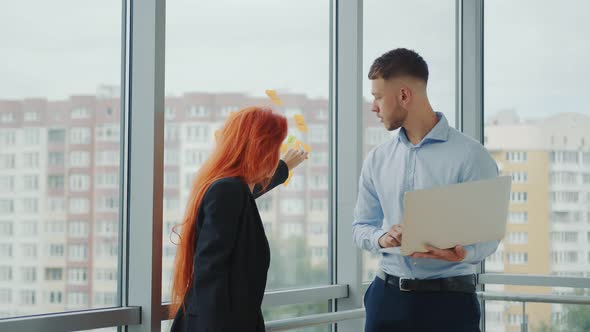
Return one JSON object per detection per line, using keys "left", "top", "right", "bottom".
{"left": 1, "top": 0, "right": 589, "bottom": 122}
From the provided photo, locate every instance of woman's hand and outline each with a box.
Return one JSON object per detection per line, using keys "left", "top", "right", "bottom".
{"left": 282, "top": 148, "right": 309, "bottom": 170}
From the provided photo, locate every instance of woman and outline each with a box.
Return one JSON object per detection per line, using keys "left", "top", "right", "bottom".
{"left": 169, "top": 107, "right": 308, "bottom": 331}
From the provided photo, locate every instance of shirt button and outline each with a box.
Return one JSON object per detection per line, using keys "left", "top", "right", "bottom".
{"left": 413, "top": 262, "right": 417, "bottom": 266}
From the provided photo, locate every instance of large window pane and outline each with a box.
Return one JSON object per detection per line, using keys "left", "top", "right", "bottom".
{"left": 162, "top": 0, "right": 331, "bottom": 303}
{"left": 484, "top": 0, "right": 590, "bottom": 330}
{"left": 362, "top": 0, "right": 457, "bottom": 282}
{"left": 0, "top": 1, "right": 122, "bottom": 319}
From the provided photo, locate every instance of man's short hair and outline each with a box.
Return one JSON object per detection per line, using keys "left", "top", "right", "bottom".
{"left": 368, "top": 48, "right": 429, "bottom": 83}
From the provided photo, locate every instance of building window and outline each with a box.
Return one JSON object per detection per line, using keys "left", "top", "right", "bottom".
{"left": 69, "top": 127, "right": 91, "bottom": 144}
{"left": 185, "top": 149, "right": 208, "bottom": 166}
{"left": 71, "top": 108, "right": 90, "bottom": 119}
{"left": 164, "top": 171, "right": 179, "bottom": 188}
{"left": 551, "top": 191, "right": 579, "bottom": 204}
{"left": 96, "top": 242, "right": 118, "bottom": 258}
{"left": 48, "top": 291, "right": 63, "bottom": 304}
{"left": 20, "top": 267, "right": 37, "bottom": 282}
{"left": 506, "top": 151, "right": 528, "bottom": 163}
{"left": 280, "top": 199, "right": 304, "bottom": 216}
{"left": 188, "top": 105, "right": 210, "bottom": 117}
{"left": 20, "top": 290, "right": 36, "bottom": 305}
{"left": 281, "top": 222, "right": 304, "bottom": 239}
{"left": 257, "top": 197, "right": 272, "bottom": 213}
{"left": 0, "top": 154, "right": 16, "bottom": 169}
{"left": 310, "top": 198, "right": 327, "bottom": 212}
{"left": 96, "top": 196, "right": 119, "bottom": 212}
{"left": 96, "top": 172, "right": 119, "bottom": 188}
{"left": 94, "top": 292, "right": 117, "bottom": 306}
{"left": 22, "top": 152, "right": 40, "bottom": 168}
{"left": 70, "top": 151, "right": 91, "bottom": 167}
{"left": 506, "top": 232, "right": 528, "bottom": 244}
{"left": 0, "top": 176, "right": 15, "bottom": 193}
{"left": 69, "top": 198, "right": 90, "bottom": 214}
{"left": 68, "top": 221, "right": 89, "bottom": 238}
{"left": 67, "top": 292, "right": 88, "bottom": 306}
{"left": 552, "top": 251, "right": 579, "bottom": 264}
{"left": 95, "top": 268, "right": 117, "bottom": 281}
{"left": 20, "top": 221, "right": 38, "bottom": 236}
{"left": 96, "top": 220, "right": 118, "bottom": 236}
{"left": 552, "top": 231, "right": 578, "bottom": 244}
{"left": 21, "top": 244, "right": 38, "bottom": 258}
{"left": 48, "top": 129, "right": 66, "bottom": 143}
{"left": 68, "top": 244, "right": 88, "bottom": 261}
{"left": 22, "top": 175, "right": 39, "bottom": 190}
{"left": 0, "top": 200, "right": 15, "bottom": 214}
{"left": 47, "top": 244, "right": 65, "bottom": 257}
{"left": 95, "top": 150, "right": 119, "bottom": 166}
{"left": 507, "top": 252, "right": 528, "bottom": 265}
{"left": 185, "top": 124, "right": 210, "bottom": 143}
{"left": 0, "top": 221, "right": 13, "bottom": 236}
{"left": 309, "top": 175, "right": 328, "bottom": 190}
{"left": 0, "top": 266, "right": 12, "bottom": 281}
{"left": 48, "top": 152, "right": 65, "bottom": 167}
{"left": 0, "top": 112, "right": 15, "bottom": 123}
{"left": 23, "top": 128, "right": 40, "bottom": 145}
{"left": 0, "top": 244, "right": 12, "bottom": 258}
{"left": 550, "top": 172, "right": 577, "bottom": 185}
{"left": 69, "top": 174, "right": 90, "bottom": 192}
{"left": 48, "top": 175, "right": 65, "bottom": 190}
{"left": 0, "top": 130, "right": 16, "bottom": 145}
{"left": 22, "top": 198, "right": 39, "bottom": 213}
{"left": 165, "top": 149, "right": 179, "bottom": 165}
{"left": 550, "top": 151, "right": 579, "bottom": 164}
{"left": 510, "top": 192, "right": 528, "bottom": 204}
{"left": 68, "top": 268, "right": 88, "bottom": 284}
{"left": 96, "top": 124, "right": 120, "bottom": 142}
{"left": 284, "top": 175, "right": 304, "bottom": 191}
{"left": 24, "top": 111, "right": 39, "bottom": 122}
{"left": 308, "top": 125, "right": 328, "bottom": 143}
{"left": 0, "top": 289, "right": 12, "bottom": 305}
{"left": 45, "top": 268, "right": 63, "bottom": 281}
{"left": 510, "top": 171, "right": 528, "bottom": 184}
{"left": 310, "top": 151, "right": 328, "bottom": 166}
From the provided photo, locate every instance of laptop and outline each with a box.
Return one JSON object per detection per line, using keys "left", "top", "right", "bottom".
{"left": 381, "top": 176, "right": 512, "bottom": 256}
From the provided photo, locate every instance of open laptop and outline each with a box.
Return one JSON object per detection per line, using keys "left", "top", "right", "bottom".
{"left": 380, "top": 176, "right": 512, "bottom": 256}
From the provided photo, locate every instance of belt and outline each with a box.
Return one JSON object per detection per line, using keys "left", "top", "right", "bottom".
{"left": 377, "top": 270, "right": 476, "bottom": 293}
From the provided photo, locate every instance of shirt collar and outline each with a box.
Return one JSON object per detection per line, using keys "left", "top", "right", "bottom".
{"left": 398, "top": 112, "right": 449, "bottom": 147}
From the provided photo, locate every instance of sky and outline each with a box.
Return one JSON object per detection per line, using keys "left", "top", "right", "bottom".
{"left": 1, "top": 0, "right": 589, "bottom": 122}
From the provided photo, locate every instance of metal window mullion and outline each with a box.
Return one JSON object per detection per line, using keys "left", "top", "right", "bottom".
{"left": 334, "top": 0, "right": 364, "bottom": 331}
{"left": 125, "top": 0, "right": 166, "bottom": 331}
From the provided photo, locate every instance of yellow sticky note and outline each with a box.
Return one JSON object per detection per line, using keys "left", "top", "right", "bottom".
{"left": 283, "top": 171, "right": 294, "bottom": 186}
{"left": 294, "top": 140, "right": 312, "bottom": 153}
{"left": 265, "top": 89, "right": 284, "bottom": 106}
{"left": 286, "top": 134, "right": 296, "bottom": 146}
{"left": 293, "top": 114, "right": 308, "bottom": 133}
{"left": 280, "top": 143, "right": 287, "bottom": 154}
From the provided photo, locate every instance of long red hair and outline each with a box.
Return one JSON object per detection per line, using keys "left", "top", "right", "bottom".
{"left": 169, "top": 106, "right": 288, "bottom": 315}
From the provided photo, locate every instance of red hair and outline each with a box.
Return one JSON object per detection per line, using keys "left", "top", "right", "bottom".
{"left": 169, "top": 106, "right": 288, "bottom": 315}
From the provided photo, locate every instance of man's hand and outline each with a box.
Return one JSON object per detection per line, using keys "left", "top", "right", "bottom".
{"left": 378, "top": 224, "right": 403, "bottom": 248}
{"left": 410, "top": 245, "right": 467, "bottom": 262}
{"left": 282, "top": 148, "right": 309, "bottom": 171}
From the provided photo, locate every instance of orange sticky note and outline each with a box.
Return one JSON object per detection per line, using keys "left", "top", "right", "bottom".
{"left": 293, "top": 114, "right": 308, "bottom": 133}
{"left": 283, "top": 171, "right": 294, "bottom": 186}
{"left": 265, "top": 89, "right": 284, "bottom": 106}
{"left": 294, "top": 140, "right": 312, "bottom": 153}
{"left": 280, "top": 143, "right": 287, "bottom": 154}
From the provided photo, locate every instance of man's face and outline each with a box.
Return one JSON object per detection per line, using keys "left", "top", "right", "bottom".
{"left": 371, "top": 78, "right": 407, "bottom": 131}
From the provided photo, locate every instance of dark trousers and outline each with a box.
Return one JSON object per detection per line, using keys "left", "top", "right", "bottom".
{"left": 364, "top": 276, "right": 481, "bottom": 332}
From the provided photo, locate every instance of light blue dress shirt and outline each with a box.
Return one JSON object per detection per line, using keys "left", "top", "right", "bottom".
{"left": 353, "top": 112, "right": 499, "bottom": 279}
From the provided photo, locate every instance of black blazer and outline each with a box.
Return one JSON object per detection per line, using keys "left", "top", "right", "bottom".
{"left": 170, "top": 161, "right": 289, "bottom": 332}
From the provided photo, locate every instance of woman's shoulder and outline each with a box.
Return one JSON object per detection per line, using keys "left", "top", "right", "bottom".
{"left": 204, "top": 177, "right": 249, "bottom": 200}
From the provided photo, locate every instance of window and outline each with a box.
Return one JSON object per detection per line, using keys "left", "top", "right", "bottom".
{"left": 48, "top": 129, "right": 66, "bottom": 143}
{"left": 310, "top": 198, "right": 327, "bottom": 212}
{"left": 68, "top": 268, "right": 88, "bottom": 284}
{"left": 23, "top": 128, "right": 40, "bottom": 145}
{"left": 71, "top": 108, "right": 90, "bottom": 119}
{"left": 68, "top": 221, "right": 89, "bottom": 237}
{"left": 69, "top": 151, "right": 90, "bottom": 167}
{"left": 552, "top": 251, "right": 579, "bottom": 264}
{"left": 96, "top": 124, "right": 120, "bottom": 142}
{"left": 47, "top": 175, "right": 65, "bottom": 190}
{"left": 68, "top": 244, "right": 88, "bottom": 261}
{"left": 45, "top": 221, "right": 66, "bottom": 234}
{"left": 552, "top": 232, "right": 578, "bottom": 244}
{"left": 20, "top": 290, "right": 36, "bottom": 305}
{"left": 0, "top": 200, "right": 14, "bottom": 214}
{"left": 280, "top": 199, "right": 305, "bottom": 216}
{"left": 21, "top": 244, "right": 37, "bottom": 259}
{"left": 22, "top": 175, "right": 39, "bottom": 190}
{"left": 309, "top": 174, "right": 328, "bottom": 190}
{"left": 45, "top": 268, "right": 63, "bottom": 281}
{"left": 0, "top": 130, "right": 16, "bottom": 145}
{"left": 96, "top": 172, "right": 119, "bottom": 188}
{"left": 0, "top": 154, "right": 16, "bottom": 169}
{"left": 22, "top": 198, "right": 39, "bottom": 213}
{"left": 164, "top": 0, "right": 331, "bottom": 300}
{"left": 0, "top": 112, "right": 15, "bottom": 123}
{"left": 69, "top": 127, "right": 91, "bottom": 144}
{"left": 94, "top": 292, "right": 116, "bottom": 306}
{"left": 507, "top": 252, "right": 528, "bottom": 265}
{"left": 0, "top": 244, "right": 12, "bottom": 258}
{"left": 21, "top": 267, "right": 37, "bottom": 282}
{"left": 281, "top": 223, "right": 304, "bottom": 239}
{"left": 96, "top": 196, "right": 118, "bottom": 212}
{"left": 551, "top": 191, "right": 579, "bottom": 204}
{"left": 47, "top": 244, "right": 64, "bottom": 258}
{"left": 48, "top": 291, "right": 63, "bottom": 305}
{"left": 550, "top": 151, "right": 579, "bottom": 164}
{"left": 48, "top": 152, "right": 65, "bottom": 166}
{"left": 506, "top": 232, "right": 528, "bottom": 244}
{"left": 0, "top": 289, "right": 11, "bottom": 305}
{"left": 96, "top": 150, "right": 119, "bottom": 166}
{"left": 0, "top": 176, "right": 15, "bottom": 193}
{"left": 22, "top": 152, "right": 40, "bottom": 168}
{"left": 510, "top": 171, "right": 528, "bottom": 184}
{"left": 95, "top": 269, "right": 117, "bottom": 282}
{"left": 164, "top": 171, "right": 179, "bottom": 188}
{"left": 165, "top": 149, "right": 179, "bottom": 165}
{"left": 67, "top": 292, "right": 88, "bottom": 307}
{"left": 96, "top": 242, "right": 118, "bottom": 259}
{"left": 506, "top": 151, "right": 528, "bottom": 163}
{"left": 69, "top": 174, "right": 90, "bottom": 191}
{"left": 0, "top": 266, "right": 12, "bottom": 281}
{"left": 0, "top": 221, "right": 13, "bottom": 236}
{"left": 69, "top": 198, "right": 89, "bottom": 214}
{"left": 96, "top": 220, "right": 118, "bottom": 236}
{"left": 20, "top": 221, "right": 38, "bottom": 236}
{"left": 510, "top": 192, "right": 528, "bottom": 204}
{"left": 24, "top": 111, "right": 39, "bottom": 122}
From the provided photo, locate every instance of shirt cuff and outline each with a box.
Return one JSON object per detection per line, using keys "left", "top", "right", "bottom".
{"left": 372, "top": 230, "right": 388, "bottom": 253}
{"left": 463, "top": 244, "right": 475, "bottom": 263}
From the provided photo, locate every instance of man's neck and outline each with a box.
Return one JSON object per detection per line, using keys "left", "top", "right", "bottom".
{"left": 404, "top": 106, "right": 438, "bottom": 146}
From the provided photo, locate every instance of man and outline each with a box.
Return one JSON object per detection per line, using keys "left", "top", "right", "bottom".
{"left": 353, "top": 48, "right": 499, "bottom": 332}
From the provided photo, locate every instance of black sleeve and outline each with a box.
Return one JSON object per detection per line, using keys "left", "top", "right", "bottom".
{"left": 252, "top": 160, "right": 289, "bottom": 199}
{"left": 191, "top": 180, "right": 245, "bottom": 329}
